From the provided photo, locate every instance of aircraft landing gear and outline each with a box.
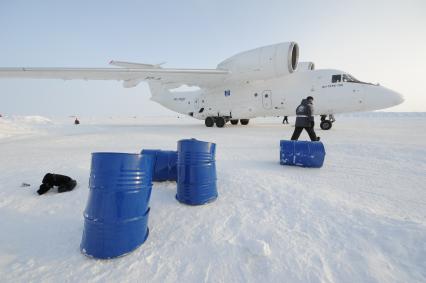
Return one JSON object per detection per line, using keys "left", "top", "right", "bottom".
{"left": 320, "top": 114, "right": 335, "bottom": 130}
{"left": 240, "top": 119, "right": 250, "bottom": 125}
{"left": 215, "top": 117, "right": 226, "bottom": 128}
{"left": 205, "top": 117, "right": 214, "bottom": 127}
{"left": 230, "top": 119, "right": 239, "bottom": 125}
{"left": 320, "top": 120, "right": 332, "bottom": 130}
{"left": 204, "top": 116, "right": 233, "bottom": 128}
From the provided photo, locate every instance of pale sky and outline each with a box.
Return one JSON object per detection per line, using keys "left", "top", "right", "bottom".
{"left": 0, "top": 0, "right": 425, "bottom": 116}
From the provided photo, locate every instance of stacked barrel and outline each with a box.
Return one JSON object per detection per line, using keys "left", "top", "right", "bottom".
{"left": 80, "top": 152, "right": 154, "bottom": 259}
{"left": 141, "top": 149, "right": 178, "bottom": 182}
{"left": 80, "top": 139, "right": 218, "bottom": 259}
{"left": 176, "top": 139, "right": 218, "bottom": 205}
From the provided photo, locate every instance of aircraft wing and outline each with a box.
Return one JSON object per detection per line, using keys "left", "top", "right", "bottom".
{"left": 0, "top": 67, "right": 229, "bottom": 88}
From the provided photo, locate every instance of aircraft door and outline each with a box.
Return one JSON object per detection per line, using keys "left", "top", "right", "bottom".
{"left": 262, "top": 90, "right": 272, "bottom": 109}
{"left": 193, "top": 97, "right": 206, "bottom": 116}
{"left": 194, "top": 98, "right": 200, "bottom": 111}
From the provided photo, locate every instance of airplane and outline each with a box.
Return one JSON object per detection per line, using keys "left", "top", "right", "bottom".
{"left": 0, "top": 42, "right": 404, "bottom": 129}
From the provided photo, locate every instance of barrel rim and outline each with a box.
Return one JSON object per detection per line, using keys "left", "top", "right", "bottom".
{"left": 175, "top": 193, "right": 218, "bottom": 206}
{"left": 178, "top": 138, "right": 216, "bottom": 145}
{"left": 80, "top": 228, "right": 150, "bottom": 260}
{"left": 92, "top": 152, "right": 148, "bottom": 157}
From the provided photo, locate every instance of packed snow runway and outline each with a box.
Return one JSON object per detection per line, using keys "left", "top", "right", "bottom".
{"left": 0, "top": 114, "right": 425, "bottom": 283}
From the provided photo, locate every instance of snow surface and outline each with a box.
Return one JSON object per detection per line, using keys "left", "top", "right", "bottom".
{"left": 0, "top": 115, "right": 52, "bottom": 139}
{"left": 0, "top": 114, "right": 425, "bottom": 283}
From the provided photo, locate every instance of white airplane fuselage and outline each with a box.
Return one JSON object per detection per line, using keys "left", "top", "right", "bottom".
{"left": 0, "top": 41, "right": 404, "bottom": 127}
{"left": 153, "top": 68, "right": 404, "bottom": 120}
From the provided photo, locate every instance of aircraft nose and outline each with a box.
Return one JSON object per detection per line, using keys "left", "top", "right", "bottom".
{"left": 387, "top": 88, "right": 404, "bottom": 107}
{"left": 392, "top": 90, "right": 404, "bottom": 105}
{"left": 363, "top": 85, "right": 404, "bottom": 111}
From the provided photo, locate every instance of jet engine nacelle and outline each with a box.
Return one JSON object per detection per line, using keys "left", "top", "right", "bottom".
{"left": 217, "top": 42, "right": 299, "bottom": 81}
{"left": 297, "top": 62, "right": 315, "bottom": 71}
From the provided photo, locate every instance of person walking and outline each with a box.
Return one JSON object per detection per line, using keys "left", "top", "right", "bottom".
{"left": 282, "top": 116, "right": 289, "bottom": 124}
{"left": 291, "top": 96, "right": 320, "bottom": 141}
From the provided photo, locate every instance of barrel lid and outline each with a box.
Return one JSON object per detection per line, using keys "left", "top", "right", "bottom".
{"left": 92, "top": 152, "right": 141, "bottom": 156}
{"left": 178, "top": 138, "right": 214, "bottom": 144}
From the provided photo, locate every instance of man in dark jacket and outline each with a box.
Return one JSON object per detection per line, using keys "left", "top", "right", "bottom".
{"left": 290, "top": 96, "right": 320, "bottom": 141}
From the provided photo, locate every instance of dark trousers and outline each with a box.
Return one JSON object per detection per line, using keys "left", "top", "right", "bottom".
{"left": 291, "top": 126, "right": 318, "bottom": 141}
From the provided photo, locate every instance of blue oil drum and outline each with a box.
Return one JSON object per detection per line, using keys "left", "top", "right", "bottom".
{"left": 176, "top": 139, "right": 217, "bottom": 205}
{"left": 280, "top": 140, "right": 325, "bottom": 168}
{"left": 80, "top": 152, "right": 155, "bottom": 259}
{"left": 141, "top": 149, "right": 178, "bottom": 182}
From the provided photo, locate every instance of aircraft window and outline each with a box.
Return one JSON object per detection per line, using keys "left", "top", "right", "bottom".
{"left": 342, "top": 74, "right": 361, "bottom": 83}
{"left": 332, "top": 75, "right": 341, "bottom": 83}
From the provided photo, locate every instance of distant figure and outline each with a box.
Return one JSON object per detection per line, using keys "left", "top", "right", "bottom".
{"left": 291, "top": 96, "right": 320, "bottom": 141}
{"left": 74, "top": 118, "right": 80, "bottom": 125}
{"left": 282, "top": 116, "right": 289, "bottom": 124}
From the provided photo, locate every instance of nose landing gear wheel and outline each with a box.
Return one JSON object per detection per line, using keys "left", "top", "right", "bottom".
{"left": 230, "top": 119, "right": 239, "bottom": 125}
{"left": 215, "top": 117, "right": 226, "bottom": 128}
{"left": 320, "top": 120, "right": 332, "bottom": 130}
{"left": 240, "top": 119, "right": 250, "bottom": 125}
{"left": 205, "top": 117, "right": 214, "bottom": 127}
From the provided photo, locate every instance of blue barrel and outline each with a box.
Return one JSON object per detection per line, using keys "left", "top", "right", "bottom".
{"left": 141, "top": 149, "right": 178, "bottom": 182}
{"left": 280, "top": 140, "right": 325, "bottom": 168}
{"left": 176, "top": 139, "right": 217, "bottom": 205}
{"left": 80, "top": 152, "right": 155, "bottom": 259}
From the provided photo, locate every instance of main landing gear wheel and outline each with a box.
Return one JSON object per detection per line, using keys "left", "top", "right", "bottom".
{"left": 215, "top": 117, "right": 226, "bottom": 128}
{"left": 240, "top": 119, "right": 250, "bottom": 125}
{"left": 320, "top": 114, "right": 335, "bottom": 130}
{"left": 205, "top": 117, "right": 214, "bottom": 127}
{"left": 320, "top": 120, "right": 333, "bottom": 130}
{"left": 230, "top": 119, "right": 239, "bottom": 125}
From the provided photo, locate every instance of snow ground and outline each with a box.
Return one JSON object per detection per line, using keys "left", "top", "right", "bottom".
{"left": 0, "top": 114, "right": 425, "bottom": 283}
{"left": 0, "top": 115, "right": 52, "bottom": 139}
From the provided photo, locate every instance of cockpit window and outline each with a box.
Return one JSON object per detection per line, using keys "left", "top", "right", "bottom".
{"left": 332, "top": 75, "right": 341, "bottom": 83}
{"left": 342, "top": 74, "right": 361, "bottom": 83}
{"left": 332, "top": 73, "right": 372, "bottom": 85}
